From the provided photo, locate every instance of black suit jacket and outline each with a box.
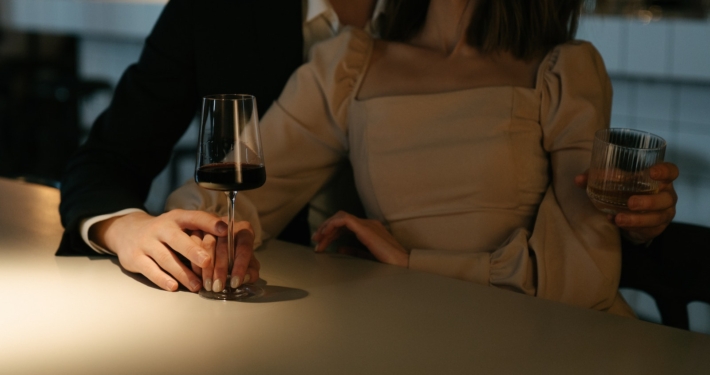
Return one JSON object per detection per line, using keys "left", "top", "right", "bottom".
{"left": 58, "top": 0, "right": 304, "bottom": 255}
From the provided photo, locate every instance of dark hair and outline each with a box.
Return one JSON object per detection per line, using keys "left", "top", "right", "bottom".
{"left": 377, "top": 0, "right": 584, "bottom": 60}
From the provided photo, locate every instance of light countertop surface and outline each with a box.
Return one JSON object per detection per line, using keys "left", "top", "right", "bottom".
{"left": 1, "top": 177, "right": 709, "bottom": 374}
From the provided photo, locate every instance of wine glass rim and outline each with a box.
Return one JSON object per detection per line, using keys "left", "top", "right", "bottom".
{"left": 203, "top": 94, "right": 256, "bottom": 101}
{"left": 595, "top": 128, "right": 667, "bottom": 151}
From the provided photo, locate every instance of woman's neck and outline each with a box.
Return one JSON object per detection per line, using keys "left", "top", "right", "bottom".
{"left": 329, "top": 0, "right": 377, "bottom": 29}
{"left": 411, "top": 0, "right": 477, "bottom": 56}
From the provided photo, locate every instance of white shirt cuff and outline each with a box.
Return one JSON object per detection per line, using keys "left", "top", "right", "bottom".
{"left": 80, "top": 208, "right": 145, "bottom": 255}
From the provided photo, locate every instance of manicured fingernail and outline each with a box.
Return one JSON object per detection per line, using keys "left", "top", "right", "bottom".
{"left": 190, "top": 279, "right": 201, "bottom": 291}
{"left": 314, "top": 243, "right": 320, "bottom": 252}
{"left": 230, "top": 275, "right": 240, "bottom": 289}
{"left": 212, "top": 279, "right": 223, "bottom": 293}
{"left": 243, "top": 274, "right": 251, "bottom": 284}
{"left": 166, "top": 280, "right": 178, "bottom": 291}
{"left": 216, "top": 221, "right": 228, "bottom": 234}
{"left": 204, "top": 278, "right": 212, "bottom": 291}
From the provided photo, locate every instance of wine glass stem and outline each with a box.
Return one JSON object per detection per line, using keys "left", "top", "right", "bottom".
{"left": 226, "top": 190, "right": 237, "bottom": 285}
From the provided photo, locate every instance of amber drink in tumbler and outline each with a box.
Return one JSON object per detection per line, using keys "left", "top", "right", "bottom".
{"left": 587, "top": 128, "right": 666, "bottom": 214}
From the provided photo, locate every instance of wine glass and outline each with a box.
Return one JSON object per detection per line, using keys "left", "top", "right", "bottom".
{"left": 587, "top": 128, "right": 666, "bottom": 214}
{"left": 195, "top": 94, "right": 265, "bottom": 300}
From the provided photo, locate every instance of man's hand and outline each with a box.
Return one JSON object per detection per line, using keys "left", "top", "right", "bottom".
{"left": 576, "top": 162, "right": 679, "bottom": 244}
{"left": 90, "top": 209, "right": 228, "bottom": 292}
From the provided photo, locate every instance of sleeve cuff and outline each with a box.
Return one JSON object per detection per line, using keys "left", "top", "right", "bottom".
{"left": 80, "top": 208, "right": 145, "bottom": 255}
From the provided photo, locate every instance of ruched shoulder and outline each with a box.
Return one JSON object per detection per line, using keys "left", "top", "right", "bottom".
{"left": 280, "top": 27, "right": 373, "bottom": 132}
{"left": 538, "top": 41, "right": 612, "bottom": 154}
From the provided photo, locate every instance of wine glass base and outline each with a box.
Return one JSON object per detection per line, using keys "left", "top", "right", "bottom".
{"left": 199, "top": 283, "right": 265, "bottom": 301}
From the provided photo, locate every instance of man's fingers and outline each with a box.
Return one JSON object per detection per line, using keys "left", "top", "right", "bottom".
{"left": 650, "top": 162, "right": 679, "bottom": 182}
{"left": 191, "top": 262, "right": 202, "bottom": 277}
{"left": 171, "top": 209, "right": 228, "bottom": 237}
{"left": 146, "top": 243, "right": 202, "bottom": 292}
{"left": 159, "top": 228, "right": 211, "bottom": 269}
{"left": 132, "top": 255, "right": 180, "bottom": 292}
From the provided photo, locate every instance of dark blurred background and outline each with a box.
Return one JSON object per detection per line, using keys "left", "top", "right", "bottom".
{"left": 0, "top": 30, "right": 78, "bottom": 186}
{"left": 0, "top": 29, "right": 112, "bottom": 186}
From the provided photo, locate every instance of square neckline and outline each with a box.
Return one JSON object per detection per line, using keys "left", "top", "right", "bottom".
{"left": 352, "top": 34, "right": 556, "bottom": 103}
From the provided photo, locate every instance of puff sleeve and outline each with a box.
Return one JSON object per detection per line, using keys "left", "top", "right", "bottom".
{"left": 530, "top": 42, "right": 632, "bottom": 315}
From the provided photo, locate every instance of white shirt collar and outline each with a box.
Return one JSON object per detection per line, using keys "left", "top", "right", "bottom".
{"left": 305, "top": 0, "right": 332, "bottom": 24}
{"left": 371, "top": 0, "right": 386, "bottom": 25}
{"left": 305, "top": 0, "right": 386, "bottom": 29}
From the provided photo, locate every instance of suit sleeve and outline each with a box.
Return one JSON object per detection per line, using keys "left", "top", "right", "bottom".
{"left": 58, "top": 0, "right": 199, "bottom": 255}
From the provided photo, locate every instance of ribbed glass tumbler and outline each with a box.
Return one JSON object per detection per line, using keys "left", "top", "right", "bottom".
{"left": 586, "top": 128, "right": 666, "bottom": 214}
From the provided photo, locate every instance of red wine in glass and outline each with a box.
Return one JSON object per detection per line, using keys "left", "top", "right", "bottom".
{"left": 196, "top": 162, "right": 266, "bottom": 191}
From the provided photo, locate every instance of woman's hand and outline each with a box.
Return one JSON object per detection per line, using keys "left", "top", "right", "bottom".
{"left": 90, "top": 209, "right": 228, "bottom": 292}
{"left": 576, "top": 162, "right": 679, "bottom": 244}
{"left": 312, "top": 211, "right": 409, "bottom": 267}
{"left": 188, "top": 220, "right": 260, "bottom": 293}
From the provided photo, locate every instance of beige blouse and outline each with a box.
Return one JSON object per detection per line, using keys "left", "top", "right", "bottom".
{"left": 167, "top": 28, "right": 634, "bottom": 317}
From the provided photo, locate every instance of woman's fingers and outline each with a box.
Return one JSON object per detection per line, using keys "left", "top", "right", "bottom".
{"left": 650, "top": 162, "right": 679, "bottom": 183}
{"left": 314, "top": 211, "right": 409, "bottom": 267}
{"left": 617, "top": 163, "right": 679, "bottom": 244}
{"left": 188, "top": 231, "right": 204, "bottom": 277}
{"left": 199, "top": 233, "right": 217, "bottom": 292}
{"left": 313, "top": 211, "right": 355, "bottom": 252}
{"left": 313, "top": 220, "right": 347, "bottom": 252}
{"left": 615, "top": 207, "right": 675, "bottom": 229}
{"left": 627, "top": 191, "right": 676, "bottom": 212}
{"left": 574, "top": 169, "right": 589, "bottom": 188}
{"left": 231, "top": 255, "right": 261, "bottom": 288}
{"left": 241, "top": 255, "right": 261, "bottom": 287}
{"left": 230, "top": 224, "right": 255, "bottom": 288}
{"left": 212, "top": 236, "right": 229, "bottom": 292}
{"left": 197, "top": 220, "right": 258, "bottom": 291}
{"left": 627, "top": 163, "right": 678, "bottom": 213}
